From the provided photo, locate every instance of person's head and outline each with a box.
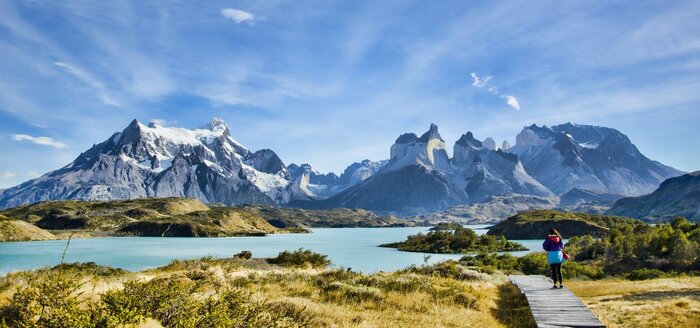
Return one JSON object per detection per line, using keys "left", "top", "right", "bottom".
{"left": 549, "top": 228, "right": 562, "bottom": 238}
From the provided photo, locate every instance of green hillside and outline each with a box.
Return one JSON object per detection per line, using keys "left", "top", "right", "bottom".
{"left": 486, "top": 210, "right": 643, "bottom": 239}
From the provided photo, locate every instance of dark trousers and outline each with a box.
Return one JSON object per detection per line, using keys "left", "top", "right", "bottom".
{"left": 550, "top": 263, "right": 563, "bottom": 284}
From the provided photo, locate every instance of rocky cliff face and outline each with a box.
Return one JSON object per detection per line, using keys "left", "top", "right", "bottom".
{"left": 387, "top": 123, "right": 452, "bottom": 172}
{"left": 297, "top": 125, "right": 550, "bottom": 216}
{"left": 451, "top": 132, "right": 552, "bottom": 203}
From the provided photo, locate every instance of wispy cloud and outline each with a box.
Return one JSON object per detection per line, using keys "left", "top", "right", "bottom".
{"left": 1, "top": 171, "right": 16, "bottom": 179}
{"left": 54, "top": 62, "right": 119, "bottom": 106}
{"left": 11, "top": 134, "right": 67, "bottom": 149}
{"left": 25, "top": 171, "right": 40, "bottom": 178}
{"left": 470, "top": 72, "right": 492, "bottom": 87}
{"left": 470, "top": 72, "right": 520, "bottom": 111}
{"left": 221, "top": 8, "right": 255, "bottom": 24}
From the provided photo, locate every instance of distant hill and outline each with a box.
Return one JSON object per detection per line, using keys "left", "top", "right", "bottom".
{"left": 486, "top": 210, "right": 643, "bottom": 239}
{"left": 607, "top": 171, "right": 700, "bottom": 222}
{"left": 412, "top": 194, "right": 558, "bottom": 224}
{"left": 0, "top": 214, "right": 56, "bottom": 242}
{"left": 557, "top": 188, "right": 623, "bottom": 213}
{"left": 0, "top": 198, "right": 284, "bottom": 237}
{"left": 241, "top": 205, "right": 415, "bottom": 228}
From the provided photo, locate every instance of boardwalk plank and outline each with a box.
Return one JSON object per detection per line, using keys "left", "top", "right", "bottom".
{"left": 509, "top": 275, "right": 605, "bottom": 328}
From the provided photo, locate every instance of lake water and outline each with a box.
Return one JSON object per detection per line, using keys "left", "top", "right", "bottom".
{"left": 0, "top": 225, "right": 546, "bottom": 275}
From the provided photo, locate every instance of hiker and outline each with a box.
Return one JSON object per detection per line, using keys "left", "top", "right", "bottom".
{"left": 542, "top": 228, "right": 565, "bottom": 289}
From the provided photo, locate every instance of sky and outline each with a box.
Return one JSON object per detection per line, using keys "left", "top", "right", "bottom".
{"left": 0, "top": 0, "right": 699, "bottom": 188}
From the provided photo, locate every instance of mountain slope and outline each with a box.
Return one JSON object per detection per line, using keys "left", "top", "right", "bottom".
{"left": 0, "top": 119, "right": 306, "bottom": 209}
{"left": 606, "top": 171, "right": 700, "bottom": 222}
{"left": 298, "top": 125, "right": 551, "bottom": 216}
{"left": 508, "top": 123, "right": 683, "bottom": 195}
{"left": 298, "top": 164, "right": 469, "bottom": 216}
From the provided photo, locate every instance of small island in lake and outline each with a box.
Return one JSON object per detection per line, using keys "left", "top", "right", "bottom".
{"left": 380, "top": 225, "right": 527, "bottom": 253}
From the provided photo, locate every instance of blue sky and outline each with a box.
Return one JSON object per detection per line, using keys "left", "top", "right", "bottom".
{"left": 1, "top": 0, "right": 699, "bottom": 188}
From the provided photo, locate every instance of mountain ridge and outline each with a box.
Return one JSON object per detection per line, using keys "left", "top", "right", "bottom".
{"left": 0, "top": 119, "right": 684, "bottom": 217}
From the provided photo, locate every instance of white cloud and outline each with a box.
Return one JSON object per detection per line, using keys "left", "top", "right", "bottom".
{"left": 471, "top": 72, "right": 521, "bottom": 111}
{"left": 54, "top": 62, "right": 119, "bottom": 106}
{"left": 504, "top": 95, "right": 521, "bottom": 111}
{"left": 26, "top": 171, "right": 40, "bottom": 178}
{"left": 470, "top": 72, "right": 492, "bottom": 88}
{"left": 1, "top": 171, "right": 16, "bottom": 178}
{"left": 221, "top": 8, "right": 255, "bottom": 24}
{"left": 11, "top": 134, "right": 67, "bottom": 149}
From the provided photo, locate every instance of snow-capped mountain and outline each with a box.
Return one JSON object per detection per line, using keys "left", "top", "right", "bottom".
{"left": 507, "top": 123, "right": 683, "bottom": 196}
{"left": 451, "top": 132, "right": 552, "bottom": 203}
{"left": 0, "top": 119, "right": 303, "bottom": 209}
{"left": 296, "top": 125, "right": 550, "bottom": 215}
{"left": 0, "top": 119, "right": 683, "bottom": 217}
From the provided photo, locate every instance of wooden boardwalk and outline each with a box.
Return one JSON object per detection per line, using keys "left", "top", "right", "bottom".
{"left": 509, "top": 275, "right": 605, "bottom": 328}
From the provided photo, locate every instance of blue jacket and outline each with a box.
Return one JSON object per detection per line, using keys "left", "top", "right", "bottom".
{"left": 543, "top": 235, "right": 565, "bottom": 264}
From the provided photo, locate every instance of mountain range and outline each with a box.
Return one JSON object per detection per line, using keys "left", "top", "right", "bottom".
{"left": 0, "top": 118, "right": 685, "bottom": 216}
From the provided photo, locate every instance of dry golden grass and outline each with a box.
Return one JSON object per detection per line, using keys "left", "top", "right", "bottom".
{"left": 567, "top": 277, "right": 700, "bottom": 328}
{"left": 0, "top": 259, "right": 526, "bottom": 327}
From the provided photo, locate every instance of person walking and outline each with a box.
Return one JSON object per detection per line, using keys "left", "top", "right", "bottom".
{"left": 543, "top": 228, "right": 565, "bottom": 289}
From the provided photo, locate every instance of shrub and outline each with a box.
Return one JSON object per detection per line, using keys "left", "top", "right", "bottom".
{"left": 626, "top": 268, "right": 668, "bottom": 280}
{"left": 404, "top": 260, "right": 489, "bottom": 281}
{"left": 101, "top": 277, "right": 312, "bottom": 327}
{"left": 0, "top": 270, "right": 106, "bottom": 327}
{"left": 267, "top": 249, "right": 330, "bottom": 268}
{"left": 233, "top": 250, "right": 253, "bottom": 259}
{"left": 517, "top": 253, "right": 549, "bottom": 276}
{"left": 320, "top": 281, "right": 384, "bottom": 304}
{"left": 52, "top": 261, "right": 127, "bottom": 276}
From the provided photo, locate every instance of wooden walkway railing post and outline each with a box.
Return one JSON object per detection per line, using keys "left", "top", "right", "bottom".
{"left": 509, "top": 275, "right": 605, "bottom": 328}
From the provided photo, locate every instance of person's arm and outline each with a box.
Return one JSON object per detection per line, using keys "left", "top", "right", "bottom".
{"left": 542, "top": 239, "right": 550, "bottom": 251}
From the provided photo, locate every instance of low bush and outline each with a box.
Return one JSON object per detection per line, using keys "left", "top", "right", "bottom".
{"left": 267, "top": 249, "right": 330, "bottom": 268}
{"left": 403, "top": 260, "right": 489, "bottom": 281}
{"left": 626, "top": 268, "right": 668, "bottom": 280}
{"left": 0, "top": 270, "right": 106, "bottom": 327}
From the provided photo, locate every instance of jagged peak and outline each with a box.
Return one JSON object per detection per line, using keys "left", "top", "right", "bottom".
{"left": 203, "top": 117, "right": 228, "bottom": 131}
{"left": 395, "top": 133, "right": 418, "bottom": 144}
{"left": 482, "top": 137, "right": 497, "bottom": 150}
{"left": 417, "top": 123, "right": 443, "bottom": 142}
{"left": 455, "top": 131, "right": 483, "bottom": 148}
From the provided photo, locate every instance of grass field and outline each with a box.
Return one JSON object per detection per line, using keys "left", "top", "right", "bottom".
{"left": 1, "top": 254, "right": 697, "bottom": 327}
{"left": 567, "top": 277, "right": 700, "bottom": 328}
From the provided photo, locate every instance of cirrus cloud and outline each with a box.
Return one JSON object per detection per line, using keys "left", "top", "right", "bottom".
{"left": 11, "top": 134, "right": 67, "bottom": 149}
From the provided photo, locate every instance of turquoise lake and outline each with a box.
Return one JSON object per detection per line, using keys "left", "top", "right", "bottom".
{"left": 0, "top": 225, "right": 547, "bottom": 275}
